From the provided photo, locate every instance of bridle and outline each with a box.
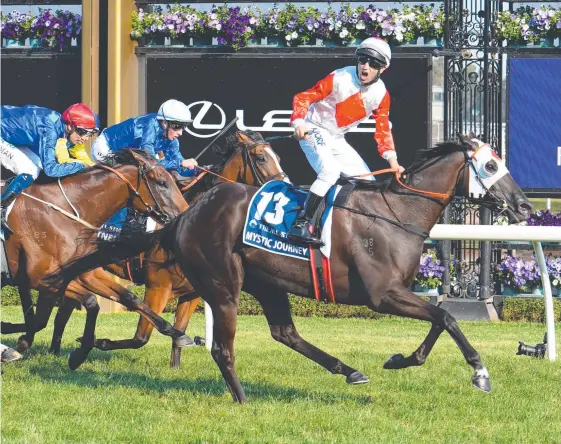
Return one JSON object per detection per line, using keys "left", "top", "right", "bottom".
{"left": 455, "top": 143, "right": 510, "bottom": 213}
{"left": 241, "top": 141, "right": 287, "bottom": 186}
{"left": 98, "top": 162, "right": 170, "bottom": 225}
{"left": 335, "top": 142, "right": 511, "bottom": 238}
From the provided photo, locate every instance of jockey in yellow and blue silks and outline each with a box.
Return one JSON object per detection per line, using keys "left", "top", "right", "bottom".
{"left": 0, "top": 103, "right": 98, "bottom": 235}
{"left": 92, "top": 99, "right": 198, "bottom": 175}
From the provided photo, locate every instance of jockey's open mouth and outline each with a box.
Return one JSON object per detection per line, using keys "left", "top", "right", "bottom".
{"left": 359, "top": 68, "right": 371, "bottom": 82}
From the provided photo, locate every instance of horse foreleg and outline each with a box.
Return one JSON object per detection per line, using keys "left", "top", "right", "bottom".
{"left": 75, "top": 268, "right": 191, "bottom": 346}
{"left": 93, "top": 285, "right": 175, "bottom": 351}
{"left": 16, "top": 284, "right": 36, "bottom": 353}
{"left": 170, "top": 295, "right": 200, "bottom": 368}
{"left": 50, "top": 297, "right": 81, "bottom": 355}
{"left": 66, "top": 289, "right": 99, "bottom": 371}
{"left": 372, "top": 282, "right": 491, "bottom": 392}
{"left": 250, "top": 285, "right": 368, "bottom": 385}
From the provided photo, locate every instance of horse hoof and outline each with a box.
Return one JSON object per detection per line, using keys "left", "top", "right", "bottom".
{"left": 194, "top": 336, "right": 206, "bottom": 346}
{"left": 174, "top": 334, "right": 195, "bottom": 348}
{"left": 16, "top": 336, "right": 30, "bottom": 353}
{"left": 94, "top": 339, "right": 110, "bottom": 351}
{"left": 346, "top": 371, "right": 369, "bottom": 384}
{"left": 68, "top": 349, "right": 88, "bottom": 370}
{"left": 472, "top": 374, "right": 492, "bottom": 393}
{"left": 383, "top": 353, "right": 406, "bottom": 370}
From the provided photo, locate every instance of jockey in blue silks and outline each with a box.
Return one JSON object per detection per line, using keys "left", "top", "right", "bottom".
{"left": 0, "top": 103, "right": 99, "bottom": 236}
{"left": 92, "top": 99, "right": 198, "bottom": 175}
{"left": 91, "top": 99, "right": 198, "bottom": 237}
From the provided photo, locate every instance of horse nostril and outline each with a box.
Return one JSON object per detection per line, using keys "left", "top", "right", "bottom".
{"left": 518, "top": 201, "right": 533, "bottom": 214}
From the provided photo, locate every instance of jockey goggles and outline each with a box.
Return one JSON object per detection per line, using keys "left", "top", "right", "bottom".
{"left": 167, "top": 121, "right": 189, "bottom": 131}
{"left": 357, "top": 55, "right": 384, "bottom": 69}
{"left": 75, "top": 126, "right": 98, "bottom": 137}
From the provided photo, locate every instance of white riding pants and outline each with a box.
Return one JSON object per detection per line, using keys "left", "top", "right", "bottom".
{"left": 299, "top": 125, "right": 373, "bottom": 197}
{"left": 0, "top": 138, "right": 42, "bottom": 179}
{"left": 91, "top": 133, "right": 111, "bottom": 161}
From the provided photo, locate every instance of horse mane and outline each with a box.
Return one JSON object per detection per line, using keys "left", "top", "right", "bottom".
{"left": 101, "top": 148, "right": 153, "bottom": 167}
{"left": 200, "top": 130, "right": 266, "bottom": 189}
{"left": 405, "top": 141, "right": 467, "bottom": 175}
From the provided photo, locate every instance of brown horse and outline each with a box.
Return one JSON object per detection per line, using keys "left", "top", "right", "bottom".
{"left": 31, "top": 131, "right": 286, "bottom": 367}
{"left": 1, "top": 149, "right": 190, "bottom": 368}
{"left": 50, "top": 135, "right": 533, "bottom": 402}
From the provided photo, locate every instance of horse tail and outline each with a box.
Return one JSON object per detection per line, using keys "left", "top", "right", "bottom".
{"left": 44, "top": 219, "right": 179, "bottom": 291}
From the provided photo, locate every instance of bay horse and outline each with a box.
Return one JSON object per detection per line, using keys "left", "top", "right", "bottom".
{"left": 43, "top": 131, "right": 286, "bottom": 366}
{"left": 49, "top": 135, "right": 532, "bottom": 401}
{"left": 1, "top": 149, "right": 190, "bottom": 369}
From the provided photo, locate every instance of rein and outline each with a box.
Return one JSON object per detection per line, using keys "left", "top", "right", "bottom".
{"left": 335, "top": 164, "right": 456, "bottom": 238}
{"left": 97, "top": 164, "right": 168, "bottom": 224}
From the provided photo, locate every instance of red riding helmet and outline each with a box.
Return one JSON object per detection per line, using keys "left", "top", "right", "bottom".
{"left": 62, "top": 103, "right": 97, "bottom": 130}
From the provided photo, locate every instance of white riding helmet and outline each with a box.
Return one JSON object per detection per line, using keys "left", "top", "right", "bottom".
{"left": 355, "top": 37, "right": 392, "bottom": 68}
{"left": 156, "top": 99, "right": 192, "bottom": 124}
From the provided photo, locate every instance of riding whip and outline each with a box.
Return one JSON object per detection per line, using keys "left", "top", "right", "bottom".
{"left": 194, "top": 116, "right": 239, "bottom": 161}
{"left": 264, "top": 134, "right": 295, "bottom": 142}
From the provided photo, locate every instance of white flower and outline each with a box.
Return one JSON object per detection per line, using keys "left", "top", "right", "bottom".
{"left": 285, "top": 34, "right": 292, "bottom": 41}
{"left": 292, "top": 31, "right": 298, "bottom": 39}
{"left": 339, "top": 28, "right": 349, "bottom": 38}
{"left": 434, "top": 22, "right": 441, "bottom": 29}
{"left": 356, "top": 21, "right": 365, "bottom": 30}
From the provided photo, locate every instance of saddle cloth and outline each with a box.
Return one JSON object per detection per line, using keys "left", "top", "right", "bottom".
{"left": 242, "top": 180, "right": 341, "bottom": 260}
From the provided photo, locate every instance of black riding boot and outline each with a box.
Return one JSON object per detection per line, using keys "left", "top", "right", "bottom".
{"left": 0, "top": 190, "right": 17, "bottom": 236}
{"left": 287, "top": 192, "right": 324, "bottom": 247}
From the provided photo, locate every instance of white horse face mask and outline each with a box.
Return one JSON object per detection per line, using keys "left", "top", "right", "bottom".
{"left": 468, "top": 140, "right": 509, "bottom": 199}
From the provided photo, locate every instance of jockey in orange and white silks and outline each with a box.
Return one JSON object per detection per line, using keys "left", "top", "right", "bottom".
{"left": 0, "top": 103, "right": 98, "bottom": 236}
{"left": 287, "top": 37, "right": 405, "bottom": 247}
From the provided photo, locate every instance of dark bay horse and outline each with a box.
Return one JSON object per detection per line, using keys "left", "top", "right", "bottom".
{"left": 50, "top": 136, "right": 532, "bottom": 402}
{"left": 44, "top": 131, "right": 286, "bottom": 365}
{"left": 1, "top": 149, "right": 190, "bottom": 368}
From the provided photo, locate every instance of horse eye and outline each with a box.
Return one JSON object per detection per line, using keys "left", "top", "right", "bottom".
{"left": 484, "top": 160, "right": 498, "bottom": 175}
{"left": 256, "top": 155, "right": 266, "bottom": 163}
{"left": 157, "top": 180, "right": 168, "bottom": 188}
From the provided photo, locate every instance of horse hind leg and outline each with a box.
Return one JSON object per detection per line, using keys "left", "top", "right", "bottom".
{"left": 249, "top": 285, "right": 368, "bottom": 385}
{"left": 67, "top": 292, "right": 99, "bottom": 371}
{"left": 373, "top": 283, "right": 491, "bottom": 392}
{"left": 170, "top": 295, "right": 200, "bottom": 368}
{"left": 16, "top": 284, "right": 36, "bottom": 353}
{"left": 50, "top": 297, "right": 80, "bottom": 355}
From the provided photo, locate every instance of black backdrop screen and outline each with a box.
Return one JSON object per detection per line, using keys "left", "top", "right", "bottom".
{"left": 147, "top": 55, "right": 430, "bottom": 185}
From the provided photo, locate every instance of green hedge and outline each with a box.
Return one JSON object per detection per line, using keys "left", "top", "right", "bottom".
{"left": 500, "top": 297, "right": 561, "bottom": 322}
{"left": 3, "top": 285, "right": 560, "bottom": 322}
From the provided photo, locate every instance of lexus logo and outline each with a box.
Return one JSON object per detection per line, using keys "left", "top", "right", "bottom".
{"left": 185, "top": 101, "right": 226, "bottom": 138}
{"left": 184, "top": 100, "right": 382, "bottom": 139}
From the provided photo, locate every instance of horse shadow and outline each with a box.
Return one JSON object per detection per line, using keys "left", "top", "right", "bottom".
{"left": 21, "top": 354, "right": 375, "bottom": 404}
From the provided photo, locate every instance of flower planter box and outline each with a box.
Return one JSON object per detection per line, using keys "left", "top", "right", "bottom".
{"left": 413, "top": 283, "right": 440, "bottom": 295}
{"left": 403, "top": 38, "right": 419, "bottom": 46}
{"left": 266, "top": 36, "right": 286, "bottom": 47}
{"left": 3, "top": 38, "right": 26, "bottom": 47}
{"left": 424, "top": 38, "right": 442, "bottom": 46}
{"left": 28, "top": 38, "right": 44, "bottom": 48}
{"left": 170, "top": 36, "right": 192, "bottom": 47}
{"left": 247, "top": 37, "right": 266, "bottom": 46}
{"left": 144, "top": 35, "right": 165, "bottom": 47}
{"left": 316, "top": 39, "right": 338, "bottom": 47}
{"left": 192, "top": 36, "right": 213, "bottom": 47}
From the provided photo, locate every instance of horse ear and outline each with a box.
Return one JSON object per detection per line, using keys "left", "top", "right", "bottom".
{"left": 235, "top": 131, "right": 251, "bottom": 145}
{"left": 129, "top": 148, "right": 152, "bottom": 166}
{"left": 467, "top": 131, "right": 477, "bottom": 140}
{"left": 458, "top": 133, "right": 470, "bottom": 145}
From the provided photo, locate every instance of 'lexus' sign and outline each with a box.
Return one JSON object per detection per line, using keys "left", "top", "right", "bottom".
{"left": 147, "top": 55, "right": 430, "bottom": 185}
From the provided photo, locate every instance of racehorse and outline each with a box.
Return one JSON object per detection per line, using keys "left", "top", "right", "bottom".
{"left": 1, "top": 149, "right": 190, "bottom": 369}
{"left": 49, "top": 135, "right": 532, "bottom": 402}
{"left": 42, "top": 131, "right": 286, "bottom": 366}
